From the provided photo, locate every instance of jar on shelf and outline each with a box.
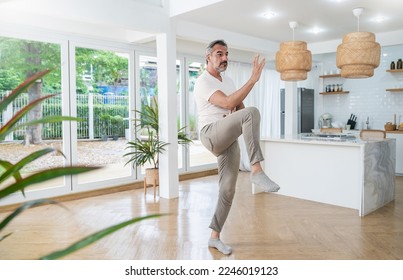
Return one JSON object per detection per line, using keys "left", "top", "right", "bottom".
{"left": 391, "top": 61, "right": 396, "bottom": 70}
{"left": 334, "top": 84, "right": 339, "bottom": 91}
{"left": 397, "top": 59, "right": 402, "bottom": 69}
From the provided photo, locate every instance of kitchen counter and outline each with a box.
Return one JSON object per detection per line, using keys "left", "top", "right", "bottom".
{"left": 257, "top": 135, "right": 396, "bottom": 216}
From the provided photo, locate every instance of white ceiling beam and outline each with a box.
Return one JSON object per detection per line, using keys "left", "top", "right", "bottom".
{"left": 169, "top": 0, "right": 224, "bottom": 17}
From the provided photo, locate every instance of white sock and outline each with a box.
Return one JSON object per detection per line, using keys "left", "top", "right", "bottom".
{"left": 208, "top": 238, "right": 232, "bottom": 255}
{"left": 250, "top": 171, "right": 280, "bottom": 192}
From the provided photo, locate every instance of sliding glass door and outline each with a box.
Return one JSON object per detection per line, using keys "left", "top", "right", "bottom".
{"left": 72, "top": 45, "right": 133, "bottom": 187}
{"left": 0, "top": 35, "right": 68, "bottom": 197}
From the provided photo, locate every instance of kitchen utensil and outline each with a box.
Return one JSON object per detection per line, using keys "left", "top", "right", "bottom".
{"left": 320, "top": 113, "right": 332, "bottom": 128}
{"left": 350, "top": 115, "right": 357, "bottom": 129}
{"left": 347, "top": 114, "right": 353, "bottom": 126}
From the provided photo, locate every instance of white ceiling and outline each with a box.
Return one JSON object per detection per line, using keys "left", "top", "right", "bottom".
{"left": 0, "top": 0, "right": 402, "bottom": 53}
{"left": 172, "top": 0, "right": 403, "bottom": 44}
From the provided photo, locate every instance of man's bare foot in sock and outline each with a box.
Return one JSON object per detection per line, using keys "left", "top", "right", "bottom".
{"left": 208, "top": 238, "right": 232, "bottom": 255}
{"left": 250, "top": 171, "right": 280, "bottom": 192}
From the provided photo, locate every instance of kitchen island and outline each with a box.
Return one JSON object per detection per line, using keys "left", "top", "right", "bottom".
{"left": 256, "top": 134, "right": 396, "bottom": 216}
{"left": 385, "top": 130, "right": 403, "bottom": 174}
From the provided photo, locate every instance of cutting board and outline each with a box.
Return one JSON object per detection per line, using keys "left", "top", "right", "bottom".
{"left": 320, "top": 127, "right": 343, "bottom": 133}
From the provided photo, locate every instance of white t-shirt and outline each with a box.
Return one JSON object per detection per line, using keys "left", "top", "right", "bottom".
{"left": 194, "top": 71, "right": 236, "bottom": 131}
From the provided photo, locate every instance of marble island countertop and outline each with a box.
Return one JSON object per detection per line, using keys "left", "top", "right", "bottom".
{"left": 262, "top": 133, "right": 391, "bottom": 146}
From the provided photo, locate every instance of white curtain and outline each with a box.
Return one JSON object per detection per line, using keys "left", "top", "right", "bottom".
{"left": 225, "top": 61, "right": 282, "bottom": 171}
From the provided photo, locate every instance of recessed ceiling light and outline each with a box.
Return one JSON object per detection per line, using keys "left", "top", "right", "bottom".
{"left": 373, "top": 16, "right": 386, "bottom": 23}
{"left": 310, "top": 27, "right": 323, "bottom": 34}
{"left": 263, "top": 11, "right": 277, "bottom": 19}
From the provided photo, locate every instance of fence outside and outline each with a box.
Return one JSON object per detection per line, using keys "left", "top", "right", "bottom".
{"left": 0, "top": 91, "right": 129, "bottom": 141}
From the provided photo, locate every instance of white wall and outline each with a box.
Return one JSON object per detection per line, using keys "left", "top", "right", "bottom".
{"left": 313, "top": 44, "right": 403, "bottom": 130}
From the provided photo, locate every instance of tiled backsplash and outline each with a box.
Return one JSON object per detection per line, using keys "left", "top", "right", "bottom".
{"left": 312, "top": 44, "right": 403, "bottom": 130}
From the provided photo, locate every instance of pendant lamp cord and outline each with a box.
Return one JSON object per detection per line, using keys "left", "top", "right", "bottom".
{"left": 289, "top": 21, "right": 298, "bottom": 41}
{"left": 357, "top": 14, "right": 360, "bottom": 32}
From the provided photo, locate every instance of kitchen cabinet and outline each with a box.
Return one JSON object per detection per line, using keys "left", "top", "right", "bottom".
{"left": 386, "top": 132, "right": 403, "bottom": 174}
{"left": 319, "top": 74, "right": 350, "bottom": 95}
{"left": 385, "top": 69, "right": 403, "bottom": 92}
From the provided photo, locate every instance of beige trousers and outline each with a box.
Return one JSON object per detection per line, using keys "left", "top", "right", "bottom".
{"left": 199, "top": 106, "right": 264, "bottom": 232}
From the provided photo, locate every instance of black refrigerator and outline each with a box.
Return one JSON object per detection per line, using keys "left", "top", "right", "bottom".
{"left": 280, "top": 88, "right": 315, "bottom": 135}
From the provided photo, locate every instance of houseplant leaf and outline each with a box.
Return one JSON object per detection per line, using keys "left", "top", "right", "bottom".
{"left": 0, "top": 160, "right": 23, "bottom": 187}
{"left": 0, "top": 69, "right": 52, "bottom": 112}
{"left": 0, "top": 166, "right": 100, "bottom": 200}
{"left": 8, "top": 115, "right": 81, "bottom": 136}
{"left": 0, "top": 199, "right": 61, "bottom": 232}
{"left": 0, "top": 94, "right": 63, "bottom": 140}
{"left": 40, "top": 214, "right": 165, "bottom": 260}
{"left": 0, "top": 148, "right": 56, "bottom": 185}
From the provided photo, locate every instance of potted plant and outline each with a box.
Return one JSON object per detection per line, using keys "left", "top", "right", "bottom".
{"left": 124, "top": 97, "right": 191, "bottom": 195}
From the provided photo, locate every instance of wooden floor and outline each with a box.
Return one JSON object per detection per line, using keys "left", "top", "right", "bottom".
{"left": 1, "top": 172, "right": 403, "bottom": 260}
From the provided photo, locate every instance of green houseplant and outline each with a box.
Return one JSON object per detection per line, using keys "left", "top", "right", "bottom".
{"left": 0, "top": 69, "right": 163, "bottom": 259}
{"left": 124, "top": 97, "right": 192, "bottom": 193}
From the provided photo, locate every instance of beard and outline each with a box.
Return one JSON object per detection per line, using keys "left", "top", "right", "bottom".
{"left": 215, "top": 62, "right": 228, "bottom": 73}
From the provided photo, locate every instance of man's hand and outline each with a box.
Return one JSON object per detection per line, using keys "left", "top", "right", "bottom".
{"left": 209, "top": 54, "right": 265, "bottom": 110}
{"left": 250, "top": 54, "right": 266, "bottom": 84}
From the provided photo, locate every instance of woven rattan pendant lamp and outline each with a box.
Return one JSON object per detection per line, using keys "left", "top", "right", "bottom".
{"left": 276, "top": 21, "right": 312, "bottom": 81}
{"left": 336, "top": 7, "right": 380, "bottom": 78}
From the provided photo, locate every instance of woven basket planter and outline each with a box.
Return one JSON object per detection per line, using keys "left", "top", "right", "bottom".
{"left": 276, "top": 41, "right": 312, "bottom": 81}
{"left": 336, "top": 32, "right": 380, "bottom": 78}
{"left": 144, "top": 168, "right": 159, "bottom": 198}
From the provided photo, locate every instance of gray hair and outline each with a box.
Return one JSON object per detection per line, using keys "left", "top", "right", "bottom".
{"left": 205, "top": 39, "right": 227, "bottom": 63}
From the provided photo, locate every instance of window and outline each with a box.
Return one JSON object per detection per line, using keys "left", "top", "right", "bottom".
{"left": 73, "top": 46, "right": 132, "bottom": 184}
{"left": 0, "top": 35, "right": 65, "bottom": 193}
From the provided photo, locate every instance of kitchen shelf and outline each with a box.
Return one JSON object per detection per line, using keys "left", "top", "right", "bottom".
{"left": 320, "top": 91, "right": 349, "bottom": 95}
{"left": 319, "top": 74, "right": 341, "bottom": 78}
{"left": 319, "top": 74, "right": 348, "bottom": 94}
{"left": 386, "top": 69, "right": 403, "bottom": 73}
{"left": 386, "top": 88, "right": 403, "bottom": 92}
{"left": 386, "top": 70, "right": 403, "bottom": 91}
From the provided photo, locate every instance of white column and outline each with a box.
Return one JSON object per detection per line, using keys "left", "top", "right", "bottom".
{"left": 156, "top": 24, "right": 179, "bottom": 199}
{"left": 284, "top": 82, "right": 298, "bottom": 136}
{"left": 88, "top": 92, "right": 94, "bottom": 140}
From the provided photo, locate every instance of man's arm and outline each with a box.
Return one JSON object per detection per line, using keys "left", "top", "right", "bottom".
{"left": 209, "top": 55, "right": 265, "bottom": 110}
{"left": 236, "top": 102, "right": 245, "bottom": 111}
